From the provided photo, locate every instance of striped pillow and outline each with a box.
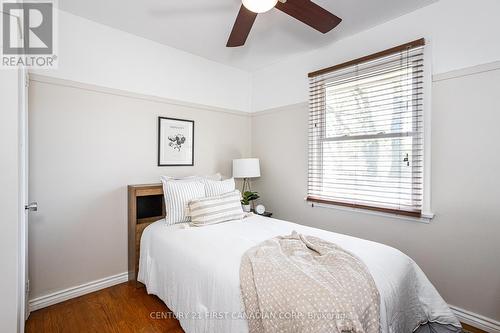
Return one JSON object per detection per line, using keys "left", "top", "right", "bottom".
{"left": 162, "top": 179, "right": 205, "bottom": 225}
{"left": 203, "top": 178, "right": 236, "bottom": 197}
{"left": 188, "top": 190, "right": 245, "bottom": 227}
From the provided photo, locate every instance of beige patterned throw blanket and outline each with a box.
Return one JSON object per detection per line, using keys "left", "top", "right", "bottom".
{"left": 240, "top": 231, "right": 380, "bottom": 333}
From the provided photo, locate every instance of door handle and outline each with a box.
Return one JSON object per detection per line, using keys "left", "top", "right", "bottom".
{"left": 25, "top": 202, "right": 38, "bottom": 212}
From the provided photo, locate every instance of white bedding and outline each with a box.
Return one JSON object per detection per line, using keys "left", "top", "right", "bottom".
{"left": 138, "top": 215, "right": 460, "bottom": 333}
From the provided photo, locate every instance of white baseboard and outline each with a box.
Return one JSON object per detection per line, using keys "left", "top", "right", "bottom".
{"left": 449, "top": 304, "right": 500, "bottom": 333}
{"left": 29, "top": 272, "right": 128, "bottom": 312}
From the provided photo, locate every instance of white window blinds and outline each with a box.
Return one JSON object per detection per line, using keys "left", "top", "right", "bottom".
{"left": 307, "top": 39, "right": 425, "bottom": 217}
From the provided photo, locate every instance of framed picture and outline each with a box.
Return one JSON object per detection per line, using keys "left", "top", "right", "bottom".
{"left": 158, "top": 117, "right": 194, "bottom": 166}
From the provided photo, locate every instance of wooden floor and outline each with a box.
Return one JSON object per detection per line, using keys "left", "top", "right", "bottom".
{"left": 27, "top": 282, "right": 486, "bottom": 333}
{"left": 26, "top": 282, "right": 183, "bottom": 333}
{"left": 462, "top": 323, "right": 488, "bottom": 333}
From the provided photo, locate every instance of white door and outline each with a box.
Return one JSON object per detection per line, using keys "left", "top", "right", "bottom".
{"left": 5, "top": 11, "right": 32, "bottom": 333}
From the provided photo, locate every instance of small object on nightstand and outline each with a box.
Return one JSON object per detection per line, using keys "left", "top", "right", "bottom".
{"left": 252, "top": 205, "right": 272, "bottom": 217}
{"left": 259, "top": 211, "right": 272, "bottom": 218}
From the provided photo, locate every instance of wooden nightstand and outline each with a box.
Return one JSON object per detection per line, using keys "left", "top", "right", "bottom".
{"left": 252, "top": 210, "right": 272, "bottom": 218}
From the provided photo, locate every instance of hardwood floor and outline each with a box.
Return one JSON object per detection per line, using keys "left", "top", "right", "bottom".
{"left": 462, "top": 323, "right": 488, "bottom": 333}
{"left": 27, "top": 282, "right": 486, "bottom": 333}
{"left": 26, "top": 282, "right": 183, "bottom": 333}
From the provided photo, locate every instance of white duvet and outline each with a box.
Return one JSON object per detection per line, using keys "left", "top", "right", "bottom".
{"left": 138, "top": 215, "right": 460, "bottom": 333}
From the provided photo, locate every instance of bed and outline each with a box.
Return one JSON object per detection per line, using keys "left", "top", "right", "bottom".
{"left": 128, "top": 184, "right": 461, "bottom": 333}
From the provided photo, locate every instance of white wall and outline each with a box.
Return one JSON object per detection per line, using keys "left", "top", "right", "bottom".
{"left": 251, "top": 65, "right": 500, "bottom": 323}
{"left": 0, "top": 70, "right": 20, "bottom": 333}
{"left": 28, "top": 76, "right": 251, "bottom": 299}
{"left": 32, "top": 10, "right": 252, "bottom": 112}
{"left": 251, "top": 0, "right": 500, "bottom": 111}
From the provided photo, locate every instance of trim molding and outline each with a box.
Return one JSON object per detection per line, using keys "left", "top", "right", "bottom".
{"left": 29, "top": 74, "right": 251, "bottom": 117}
{"left": 251, "top": 102, "right": 308, "bottom": 117}
{"left": 28, "top": 272, "right": 128, "bottom": 312}
{"left": 433, "top": 61, "right": 500, "bottom": 82}
{"left": 449, "top": 304, "right": 500, "bottom": 333}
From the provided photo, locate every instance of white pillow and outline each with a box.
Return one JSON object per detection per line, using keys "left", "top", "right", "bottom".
{"left": 188, "top": 190, "right": 245, "bottom": 227}
{"left": 202, "top": 178, "right": 236, "bottom": 197}
{"left": 162, "top": 179, "right": 205, "bottom": 225}
{"left": 160, "top": 173, "right": 222, "bottom": 182}
{"left": 204, "top": 173, "right": 223, "bottom": 181}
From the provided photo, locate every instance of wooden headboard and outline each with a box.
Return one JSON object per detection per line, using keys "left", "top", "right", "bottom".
{"left": 128, "top": 183, "right": 165, "bottom": 282}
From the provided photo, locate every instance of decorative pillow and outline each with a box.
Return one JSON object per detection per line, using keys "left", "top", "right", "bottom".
{"left": 188, "top": 190, "right": 245, "bottom": 227}
{"left": 162, "top": 179, "right": 205, "bottom": 225}
{"left": 202, "top": 178, "right": 236, "bottom": 197}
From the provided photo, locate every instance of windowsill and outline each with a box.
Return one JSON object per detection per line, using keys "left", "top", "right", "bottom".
{"left": 305, "top": 198, "right": 434, "bottom": 224}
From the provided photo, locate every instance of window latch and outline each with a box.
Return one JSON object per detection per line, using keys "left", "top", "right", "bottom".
{"left": 403, "top": 153, "right": 410, "bottom": 166}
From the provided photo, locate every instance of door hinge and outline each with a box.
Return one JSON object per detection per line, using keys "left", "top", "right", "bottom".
{"left": 25, "top": 279, "right": 30, "bottom": 293}
{"left": 25, "top": 73, "right": 30, "bottom": 88}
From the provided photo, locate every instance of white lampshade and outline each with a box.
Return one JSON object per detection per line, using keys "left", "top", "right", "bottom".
{"left": 242, "top": 0, "right": 278, "bottom": 13}
{"left": 233, "top": 158, "right": 261, "bottom": 178}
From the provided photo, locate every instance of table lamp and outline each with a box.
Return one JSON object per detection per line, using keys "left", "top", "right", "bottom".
{"left": 232, "top": 158, "right": 260, "bottom": 194}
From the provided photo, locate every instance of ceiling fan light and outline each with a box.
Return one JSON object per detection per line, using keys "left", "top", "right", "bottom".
{"left": 242, "top": 0, "right": 278, "bottom": 13}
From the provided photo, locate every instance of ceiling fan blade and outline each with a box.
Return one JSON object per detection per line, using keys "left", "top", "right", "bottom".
{"left": 226, "top": 5, "right": 258, "bottom": 47}
{"left": 275, "top": 0, "right": 342, "bottom": 33}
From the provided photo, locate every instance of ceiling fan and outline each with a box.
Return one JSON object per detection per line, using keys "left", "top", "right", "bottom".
{"left": 227, "top": 0, "right": 342, "bottom": 47}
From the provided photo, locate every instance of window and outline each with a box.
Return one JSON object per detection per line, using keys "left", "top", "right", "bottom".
{"left": 307, "top": 39, "right": 425, "bottom": 217}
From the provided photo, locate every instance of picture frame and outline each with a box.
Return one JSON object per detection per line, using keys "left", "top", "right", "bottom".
{"left": 158, "top": 117, "right": 194, "bottom": 166}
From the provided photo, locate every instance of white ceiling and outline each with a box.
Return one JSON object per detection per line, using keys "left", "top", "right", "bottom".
{"left": 59, "top": 0, "right": 437, "bottom": 71}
